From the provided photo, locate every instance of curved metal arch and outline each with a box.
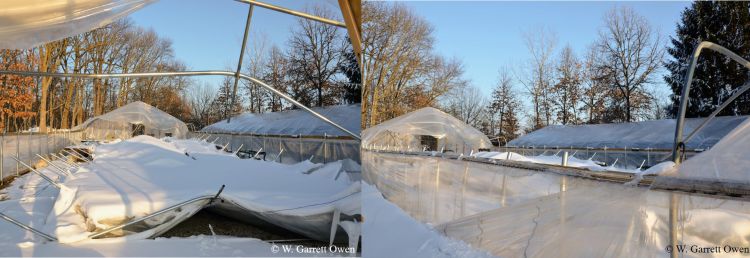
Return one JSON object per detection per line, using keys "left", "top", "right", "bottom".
{"left": 0, "top": 70, "right": 360, "bottom": 140}
{"left": 672, "top": 41, "right": 750, "bottom": 163}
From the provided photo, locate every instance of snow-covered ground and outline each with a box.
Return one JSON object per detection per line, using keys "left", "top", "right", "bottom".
{"left": 472, "top": 151, "right": 675, "bottom": 175}
{"left": 0, "top": 135, "right": 359, "bottom": 256}
{"left": 472, "top": 151, "right": 636, "bottom": 172}
{"left": 362, "top": 183, "right": 495, "bottom": 258}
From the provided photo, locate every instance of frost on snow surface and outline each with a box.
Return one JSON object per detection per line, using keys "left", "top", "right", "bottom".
{"left": 0, "top": 135, "right": 359, "bottom": 256}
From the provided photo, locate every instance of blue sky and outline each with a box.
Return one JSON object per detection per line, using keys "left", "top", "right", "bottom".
{"left": 399, "top": 1, "right": 691, "bottom": 100}
{"left": 128, "top": 0, "right": 342, "bottom": 87}
{"left": 128, "top": 0, "right": 691, "bottom": 102}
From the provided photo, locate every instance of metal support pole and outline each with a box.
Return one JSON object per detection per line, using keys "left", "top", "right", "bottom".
{"left": 235, "top": 0, "right": 347, "bottom": 28}
{"left": 561, "top": 151, "right": 569, "bottom": 167}
{"left": 89, "top": 185, "right": 225, "bottom": 239}
{"left": 669, "top": 193, "right": 679, "bottom": 258}
{"left": 673, "top": 41, "right": 750, "bottom": 164}
{"left": 36, "top": 154, "right": 73, "bottom": 177}
{"left": 0, "top": 212, "right": 57, "bottom": 242}
{"left": 228, "top": 5, "right": 254, "bottom": 123}
{"left": 11, "top": 156, "right": 60, "bottom": 189}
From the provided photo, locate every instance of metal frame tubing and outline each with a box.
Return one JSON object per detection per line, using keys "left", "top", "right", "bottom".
{"left": 90, "top": 185, "right": 225, "bottom": 239}
{"left": 669, "top": 41, "right": 750, "bottom": 258}
{"left": 10, "top": 156, "right": 61, "bottom": 189}
{"left": 62, "top": 149, "right": 92, "bottom": 163}
{"left": 672, "top": 41, "right": 750, "bottom": 163}
{"left": 235, "top": 0, "right": 347, "bottom": 28}
{"left": 0, "top": 70, "right": 360, "bottom": 140}
{"left": 228, "top": 4, "right": 254, "bottom": 123}
{"left": 36, "top": 154, "right": 73, "bottom": 177}
{"left": 0, "top": 212, "right": 58, "bottom": 242}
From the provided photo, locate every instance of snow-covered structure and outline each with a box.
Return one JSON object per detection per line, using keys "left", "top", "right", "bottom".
{"left": 202, "top": 104, "right": 360, "bottom": 137}
{"left": 199, "top": 105, "right": 360, "bottom": 164}
{"left": 508, "top": 115, "right": 747, "bottom": 149}
{"left": 74, "top": 101, "right": 189, "bottom": 139}
{"left": 362, "top": 107, "right": 492, "bottom": 154}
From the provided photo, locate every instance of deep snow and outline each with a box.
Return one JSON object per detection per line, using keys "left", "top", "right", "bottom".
{"left": 0, "top": 135, "right": 360, "bottom": 256}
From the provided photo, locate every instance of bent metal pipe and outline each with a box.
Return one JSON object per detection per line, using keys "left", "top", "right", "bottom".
{"left": 0, "top": 70, "right": 360, "bottom": 141}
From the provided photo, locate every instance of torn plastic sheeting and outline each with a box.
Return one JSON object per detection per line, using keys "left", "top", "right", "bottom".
{"left": 0, "top": 0, "right": 154, "bottom": 49}
{"left": 44, "top": 136, "right": 360, "bottom": 243}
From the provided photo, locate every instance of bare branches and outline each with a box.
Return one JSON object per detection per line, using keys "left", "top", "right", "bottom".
{"left": 597, "top": 6, "right": 664, "bottom": 122}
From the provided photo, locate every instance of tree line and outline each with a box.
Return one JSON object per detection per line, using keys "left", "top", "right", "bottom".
{"left": 364, "top": 1, "right": 750, "bottom": 146}
{"left": 0, "top": 4, "right": 360, "bottom": 133}
{"left": 187, "top": 5, "right": 360, "bottom": 129}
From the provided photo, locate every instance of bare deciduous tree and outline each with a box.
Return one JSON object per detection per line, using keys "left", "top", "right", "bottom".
{"left": 520, "top": 26, "right": 557, "bottom": 129}
{"left": 597, "top": 6, "right": 663, "bottom": 122}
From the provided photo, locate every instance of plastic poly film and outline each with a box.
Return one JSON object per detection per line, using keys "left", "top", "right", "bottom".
{"left": 362, "top": 107, "right": 492, "bottom": 154}
{"left": 201, "top": 104, "right": 361, "bottom": 137}
{"left": 508, "top": 115, "right": 747, "bottom": 150}
{"left": 0, "top": 0, "right": 153, "bottom": 49}
{"left": 363, "top": 151, "right": 750, "bottom": 257}
{"left": 658, "top": 115, "right": 750, "bottom": 184}
{"left": 74, "top": 101, "right": 189, "bottom": 139}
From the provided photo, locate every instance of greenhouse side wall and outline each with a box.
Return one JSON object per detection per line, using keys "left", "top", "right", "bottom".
{"left": 189, "top": 132, "right": 360, "bottom": 164}
{"left": 0, "top": 131, "right": 84, "bottom": 185}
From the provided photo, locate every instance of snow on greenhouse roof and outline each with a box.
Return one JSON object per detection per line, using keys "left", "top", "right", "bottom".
{"left": 201, "top": 104, "right": 361, "bottom": 137}
{"left": 508, "top": 115, "right": 748, "bottom": 150}
{"left": 74, "top": 101, "right": 189, "bottom": 137}
{"left": 362, "top": 107, "right": 492, "bottom": 151}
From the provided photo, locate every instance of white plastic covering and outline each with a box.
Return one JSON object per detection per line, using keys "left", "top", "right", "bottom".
{"left": 74, "top": 101, "right": 189, "bottom": 139}
{"left": 362, "top": 107, "right": 492, "bottom": 154}
{"left": 0, "top": 0, "right": 152, "bottom": 49}
{"left": 508, "top": 116, "right": 747, "bottom": 149}
{"left": 47, "top": 136, "right": 360, "bottom": 243}
{"left": 201, "top": 104, "right": 361, "bottom": 137}
{"left": 659, "top": 116, "right": 750, "bottom": 184}
{"left": 363, "top": 151, "right": 750, "bottom": 257}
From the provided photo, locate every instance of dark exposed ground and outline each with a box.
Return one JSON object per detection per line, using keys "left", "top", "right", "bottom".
{"left": 160, "top": 209, "right": 329, "bottom": 247}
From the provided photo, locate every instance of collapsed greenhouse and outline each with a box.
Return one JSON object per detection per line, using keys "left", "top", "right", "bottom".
{"left": 363, "top": 41, "right": 750, "bottom": 256}
{"left": 0, "top": 0, "right": 363, "bottom": 256}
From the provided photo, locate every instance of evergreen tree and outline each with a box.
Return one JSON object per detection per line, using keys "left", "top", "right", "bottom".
{"left": 211, "top": 77, "right": 243, "bottom": 121}
{"left": 338, "top": 39, "right": 362, "bottom": 104}
{"left": 665, "top": 1, "right": 750, "bottom": 117}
